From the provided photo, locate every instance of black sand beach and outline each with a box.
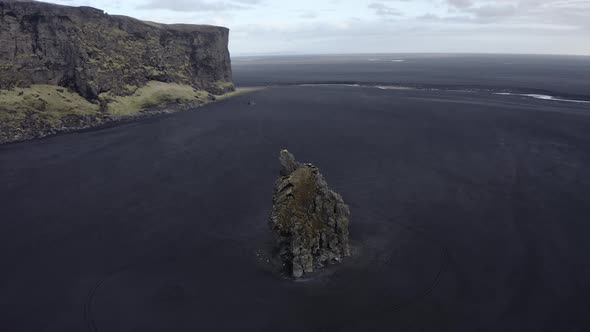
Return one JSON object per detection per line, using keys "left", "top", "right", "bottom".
{"left": 1, "top": 55, "right": 590, "bottom": 331}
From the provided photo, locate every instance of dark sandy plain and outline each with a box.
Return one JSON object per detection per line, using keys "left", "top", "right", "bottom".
{"left": 1, "top": 54, "right": 590, "bottom": 331}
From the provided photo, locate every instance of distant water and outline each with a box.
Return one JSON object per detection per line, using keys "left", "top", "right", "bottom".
{"left": 494, "top": 92, "right": 590, "bottom": 104}
{"left": 232, "top": 54, "right": 590, "bottom": 101}
{"left": 297, "top": 83, "right": 590, "bottom": 104}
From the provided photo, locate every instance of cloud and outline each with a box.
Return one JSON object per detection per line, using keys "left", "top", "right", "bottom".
{"left": 31, "top": 0, "right": 590, "bottom": 55}
{"left": 436, "top": 0, "right": 590, "bottom": 28}
{"left": 229, "top": 14, "right": 590, "bottom": 55}
{"left": 470, "top": 4, "right": 517, "bottom": 18}
{"left": 368, "top": 2, "right": 403, "bottom": 17}
{"left": 138, "top": 0, "right": 261, "bottom": 12}
{"left": 446, "top": 0, "right": 473, "bottom": 9}
{"left": 299, "top": 11, "right": 317, "bottom": 19}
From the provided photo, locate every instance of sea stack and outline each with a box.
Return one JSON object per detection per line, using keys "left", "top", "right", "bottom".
{"left": 269, "top": 150, "right": 351, "bottom": 278}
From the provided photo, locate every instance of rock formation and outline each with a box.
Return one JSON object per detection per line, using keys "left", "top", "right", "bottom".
{"left": 269, "top": 150, "right": 351, "bottom": 278}
{"left": 0, "top": 1, "right": 233, "bottom": 98}
{"left": 0, "top": 1, "right": 234, "bottom": 143}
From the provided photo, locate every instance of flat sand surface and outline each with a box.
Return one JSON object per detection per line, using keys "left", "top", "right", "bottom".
{"left": 1, "top": 80, "right": 590, "bottom": 330}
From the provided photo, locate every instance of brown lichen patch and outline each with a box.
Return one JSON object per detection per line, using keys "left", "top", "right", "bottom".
{"left": 273, "top": 166, "right": 320, "bottom": 234}
{"left": 290, "top": 167, "right": 318, "bottom": 213}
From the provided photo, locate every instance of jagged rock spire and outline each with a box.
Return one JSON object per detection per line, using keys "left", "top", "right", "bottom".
{"left": 270, "top": 150, "right": 351, "bottom": 278}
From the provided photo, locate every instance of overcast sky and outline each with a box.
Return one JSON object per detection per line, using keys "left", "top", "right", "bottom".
{"left": 42, "top": 0, "right": 590, "bottom": 56}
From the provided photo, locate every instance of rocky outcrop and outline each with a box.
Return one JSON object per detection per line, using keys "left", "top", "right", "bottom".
{"left": 0, "top": 1, "right": 233, "bottom": 99}
{"left": 270, "top": 150, "right": 351, "bottom": 278}
{"left": 0, "top": 1, "right": 234, "bottom": 144}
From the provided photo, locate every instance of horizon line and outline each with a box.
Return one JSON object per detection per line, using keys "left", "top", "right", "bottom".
{"left": 231, "top": 51, "right": 590, "bottom": 58}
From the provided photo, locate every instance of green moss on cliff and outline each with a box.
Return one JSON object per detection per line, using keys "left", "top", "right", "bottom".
{"left": 99, "top": 81, "right": 209, "bottom": 116}
{"left": 0, "top": 85, "right": 100, "bottom": 119}
{"left": 0, "top": 85, "right": 103, "bottom": 142}
{"left": 0, "top": 82, "right": 253, "bottom": 144}
{"left": 0, "top": 81, "right": 227, "bottom": 126}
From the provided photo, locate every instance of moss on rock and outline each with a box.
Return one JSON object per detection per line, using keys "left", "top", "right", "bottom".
{"left": 0, "top": 81, "right": 242, "bottom": 144}
{"left": 99, "top": 81, "right": 209, "bottom": 116}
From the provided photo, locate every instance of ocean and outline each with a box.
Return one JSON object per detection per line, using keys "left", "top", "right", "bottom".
{"left": 233, "top": 53, "right": 590, "bottom": 101}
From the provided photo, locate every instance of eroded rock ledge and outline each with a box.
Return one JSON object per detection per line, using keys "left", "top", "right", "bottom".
{"left": 269, "top": 150, "right": 351, "bottom": 278}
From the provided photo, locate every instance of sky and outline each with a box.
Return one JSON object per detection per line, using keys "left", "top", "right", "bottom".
{"left": 35, "top": 0, "right": 590, "bottom": 56}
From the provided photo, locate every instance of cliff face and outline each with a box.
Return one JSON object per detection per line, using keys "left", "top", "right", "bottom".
{"left": 0, "top": 1, "right": 233, "bottom": 99}
{"left": 0, "top": 1, "right": 234, "bottom": 144}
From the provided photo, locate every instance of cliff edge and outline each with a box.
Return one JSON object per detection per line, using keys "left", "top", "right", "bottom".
{"left": 0, "top": 0, "right": 234, "bottom": 143}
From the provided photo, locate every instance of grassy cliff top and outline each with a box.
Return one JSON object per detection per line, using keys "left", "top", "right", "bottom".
{"left": 139, "top": 20, "right": 229, "bottom": 33}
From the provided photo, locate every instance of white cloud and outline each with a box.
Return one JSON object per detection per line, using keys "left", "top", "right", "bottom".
{"left": 368, "top": 2, "right": 404, "bottom": 17}
{"left": 33, "top": 0, "right": 590, "bottom": 55}
{"left": 138, "top": 0, "right": 262, "bottom": 12}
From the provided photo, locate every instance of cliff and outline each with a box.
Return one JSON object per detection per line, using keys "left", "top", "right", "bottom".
{"left": 0, "top": 0, "right": 234, "bottom": 143}
{"left": 0, "top": 0, "right": 233, "bottom": 98}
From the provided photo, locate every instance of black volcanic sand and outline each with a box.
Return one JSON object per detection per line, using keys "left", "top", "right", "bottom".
{"left": 2, "top": 85, "right": 590, "bottom": 331}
